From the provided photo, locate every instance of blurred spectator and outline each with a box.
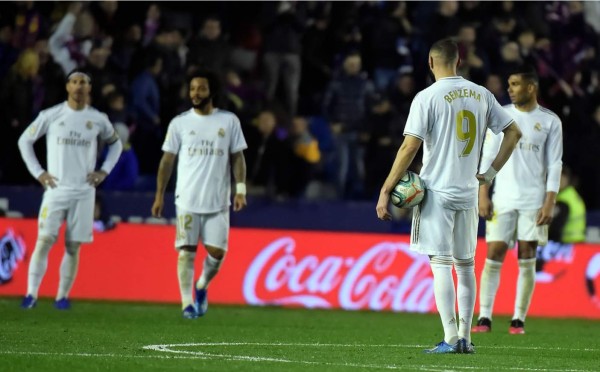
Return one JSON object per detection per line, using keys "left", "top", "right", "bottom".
{"left": 388, "top": 72, "right": 416, "bottom": 120}
{"left": 32, "top": 38, "right": 65, "bottom": 111}
{"left": 48, "top": 3, "right": 95, "bottom": 75}
{"left": 100, "top": 123, "right": 139, "bottom": 191}
{"left": 129, "top": 51, "right": 162, "bottom": 174}
{"left": 105, "top": 90, "right": 131, "bottom": 125}
{"left": 0, "top": 23, "right": 19, "bottom": 80}
{"left": 495, "top": 41, "right": 522, "bottom": 79}
{"left": 299, "top": 12, "right": 334, "bottom": 115}
{"left": 188, "top": 16, "right": 231, "bottom": 76}
{"left": 322, "top": 53, "right": 376, "bottom": 198}
{"left": 142, "top": 3, "right": 161, "bottom": 47}
{"left": 245, "top": 110, "right": 289, "bottom": 197}
{"left": 286, "top": 116, "right": 321, "bottom": 197}
{"left": 84, "top": 43, "right": 115, "bottom": 108}
{"left": 576, "top": 105, "right": 600, "bottom": 209}
{"left": 425, "top": 1, "right": 460, "bottom": 46}
{"left": 262, "top": 1, "right": 305, "bottom": 116}
{"left": 368, "top": 1, "right": 413, "bottom": 90}
{"left": 485, "top": 73, "right": 510, "bottom": 105}
{"left": 0, "top": 49, "right": 39, "bottom": 184}
{"left": 548, "top": 167, "right": 587, "bottom": 243}
{"left": 90, "top": 0, "right": 122, "bottom": 40}
{"left": 11, "top": 1, "right": 45, "bottom": 49}
{"left": 109, "top": 23, "right": 142, "bottom": 83}
{"left": 457, "top": 24, "right": 489, "bottom": 84}
{"left": 224, "top": 69, "right": 264, "bottom": 123}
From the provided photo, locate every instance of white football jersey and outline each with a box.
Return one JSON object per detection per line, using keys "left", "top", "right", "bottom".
{"left": 480, "top": 104, "right": 563, "bottom": 209}
{"left": 22, "top": 102, "right": 116, "bottom": 193}
{"left": 162, "top": 108, "right": 248, "bottom": 214}
{"left": 404, "top": 76, "right": 514, "bottom": 209}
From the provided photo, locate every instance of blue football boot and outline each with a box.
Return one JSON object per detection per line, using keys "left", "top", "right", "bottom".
{"left": 457, "top": 338, "right": 476, "bottom": 354}
{"left": 195, "top": 287, "right": 208, "bottom": 316}
{"left": 182, "top": 305, "right": 199, "bottom": 319}
{"left": 21, "top": 295, "right": 37, "bottom": 309}
{"left": 54, "top": 298, "right": 71, "bottom": 310}
{"left": 423, "top": 340, "right": 458, "bottom": 354}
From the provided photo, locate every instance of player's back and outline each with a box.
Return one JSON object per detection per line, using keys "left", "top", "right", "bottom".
{"left": 407, "top": 76, "right": 509, "bottom": 208}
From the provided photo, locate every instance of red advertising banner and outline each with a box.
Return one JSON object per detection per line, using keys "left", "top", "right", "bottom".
{"left": 1, "top": 218, "right": 599, "bottom": 318}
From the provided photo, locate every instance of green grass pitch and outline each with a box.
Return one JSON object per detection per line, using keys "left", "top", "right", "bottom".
{"left": 1, "top": 297, "right": 598, "bottom": 371}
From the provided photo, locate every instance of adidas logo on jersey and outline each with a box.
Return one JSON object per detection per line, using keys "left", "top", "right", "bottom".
{"left": 59, "top": 121, "right": 65, "bottom": 126}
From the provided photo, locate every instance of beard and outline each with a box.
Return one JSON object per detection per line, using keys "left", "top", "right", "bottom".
{"left": 192, "top": 96, "right": 212, "bottom": 110}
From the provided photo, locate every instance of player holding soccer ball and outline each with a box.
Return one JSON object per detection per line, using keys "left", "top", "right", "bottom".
{"left": 152, "top": 70, "right": 247, "bottom": 319}
{"left": 473, "top": 66, "right": 563, "bottom": 335}
{"left": 376, "top": 39, "right": 522, "bottom": 354}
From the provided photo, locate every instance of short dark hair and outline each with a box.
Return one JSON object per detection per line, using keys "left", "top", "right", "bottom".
{"left": 189, "top": 69, "right": 221, "bottom": 104}
{"left": 430, "top": 38, "right": 459, "bottom": 63}
{"left": 509, "top": 65, "right": 539, "bottom": 85}
{"left": 66, "top": 68, "right": 92, "bottom": 83}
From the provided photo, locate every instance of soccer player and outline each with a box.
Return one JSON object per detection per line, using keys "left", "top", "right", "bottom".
{"left": 473, "top": 66, "right": 563, "bottom": 335}
{"left": 376, "top": 39, "right": 522, "bottom": 354}
{"left": 151, "top": 71, "right": 247, "bottom": 319}
{"left": 18, "top": 69, "right": 123, "bottom": 310}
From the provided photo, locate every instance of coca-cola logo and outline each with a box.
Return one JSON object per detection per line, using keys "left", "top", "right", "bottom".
{"left": 243, "top": 237, "right": 435, "bottom": 312}
{"left": 0, "top": 229, "right": 26, "bottom": 284}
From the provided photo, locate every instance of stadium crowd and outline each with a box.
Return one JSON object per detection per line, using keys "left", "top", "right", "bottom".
{"left": 1, "top": 1, "right": 599, "bottom": 209}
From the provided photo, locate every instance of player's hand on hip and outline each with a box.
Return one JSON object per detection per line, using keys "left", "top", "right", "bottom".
{"left": 233, "top": 194, "right": 247, "bottom": 212}
{"left": 479, "top": 198, "right": 493, "bottom": 220}
{"left": 376, "top": 193, "right": 392, "bottom": 221}
{"left": 38, "top": 172, "right": 58, "bottom": 189}
{"left": 151, "top": 198, "right": 164, "bottom": 217}
{"left": 87, "top": 171, "right": 107, "bottom": 187}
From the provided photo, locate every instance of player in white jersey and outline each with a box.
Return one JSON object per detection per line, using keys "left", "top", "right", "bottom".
{"left": 473, "top": 66, "right": 563, "bottom": 335}
{"left": 376, "top": 39, "right": 522, "bottom": 354}
{"left": 17, "top": 69, "right": 123, "bottom": 310}
{"left": 151, "top": 71, "right": 248, "bottom": 319}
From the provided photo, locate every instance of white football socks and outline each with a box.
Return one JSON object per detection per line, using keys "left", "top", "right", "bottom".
{"left": 454, "top": 257, "right": 476, "bottom": 342}
{"left": 514, "top": 257, "right": 536, "bottom": 321}
{"left": 56, "top": 242, "right": 80, "bottom": 300}
{"left": 177, "top": 250, "right": 196, "bottom": 309}
{"left": 479, "top": 258, "right": 503, "bottom": 320}
{"left": 430, "top": 255, "right": 458, "bottom": 345}
{"left": 26, "top": 237, "right": 54, "bottom": 298}
{"left": 196, "top": 254, "right": 223, "bottom": 290}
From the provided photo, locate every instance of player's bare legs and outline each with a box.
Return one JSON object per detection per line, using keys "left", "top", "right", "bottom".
{"left": 474, "top": 241, "right": 508, "bottom": 331}
{"left": 511, "top": 240, "right": 537, "bottom": 334}
{"left": 178, "top": 245, "right": 197, "bottom": 318}
{"left": 54, "top": 241, "right": 81, "bottom": 309}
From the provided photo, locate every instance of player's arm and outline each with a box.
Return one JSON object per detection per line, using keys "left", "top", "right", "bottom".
{"left": 477, "top": 122, "right": 521, "bottom": 185}
{"left": 376, "top": 135, "right": 422, "bottom": 220}
{"left": 478, "top": 130, "right": 501, "bottom": 219}
{"left": 231, "top": 151, "right": 247, "bottom": 212}
{"left": 89, "top": 131, "right": 123, "bottom": 187}
{"left": 18, "top": 114, "right": 56, "bottom": 188}
{"left": 538, "top": 119, "right": 563, "bottom": 225}
{"left": 151, "top": 152, "right": 176, "bottom": 217}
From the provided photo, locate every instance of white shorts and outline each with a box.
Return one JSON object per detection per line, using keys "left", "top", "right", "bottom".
{"left": 410, "top": 191, "right": 478, "bottom": 259}
{"left": 175, "top": 207, "right": 229, "bottom": 250}
{"left": 38, "top": 189, "right": 95, "bottom": 243}
{"left": 486, "top": 207, "right": 548, "bottom": 246}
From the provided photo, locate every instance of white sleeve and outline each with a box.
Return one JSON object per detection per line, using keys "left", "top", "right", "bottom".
{"left": 161, "top": 121, "right": 180, "bottom": 154}
{"left": 545, "top": 118, "right": 563, "bottom": 193}
{"left": 479, "top": 129, "right": 502, "bottom": 172}
{"left": 486, "top": 92, "right": 514, "bottom": 134}
{"left": 229, "top": 115, "right": 248, "bottom": 153}
{"left": 18, "top": 112, "right": 50, "bottom": 179}
{"left": 100, "top": 139, "right": 123, "bottom": 174}
{"left": 403, "top": 94, "right": 429, "bottom": 140}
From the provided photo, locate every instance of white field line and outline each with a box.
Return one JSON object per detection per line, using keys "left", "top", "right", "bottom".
{"left": 1, "top": 342, "right": 597, "bottom": 372}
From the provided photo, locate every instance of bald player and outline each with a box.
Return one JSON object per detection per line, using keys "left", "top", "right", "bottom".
{"left": 376, "top": 38, "right": 522, "bottom": 354}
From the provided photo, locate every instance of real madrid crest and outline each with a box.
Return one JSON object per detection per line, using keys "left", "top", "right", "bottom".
{"left": 534, "top": 122, "right": 542, "bottom": 131}
{"left": 86, "top": 121, "right": 93, "bottom": 129}
{"left": 218, "top": 128, "right": 225, "bottom": 137}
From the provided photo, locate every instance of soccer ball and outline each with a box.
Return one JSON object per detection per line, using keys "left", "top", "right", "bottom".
{"left": 390, "top": 171, "right": 425, "bottom": 208}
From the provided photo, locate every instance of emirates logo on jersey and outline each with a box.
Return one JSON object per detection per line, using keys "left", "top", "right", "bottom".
{"left": 534, "top": 122, "right": 542, "bottom": 131}
{"left": 86, "top": 121, "right": 93, "bottom": 130}
{"left": 218, "top": 128, "right": 225, "bottom": 137}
